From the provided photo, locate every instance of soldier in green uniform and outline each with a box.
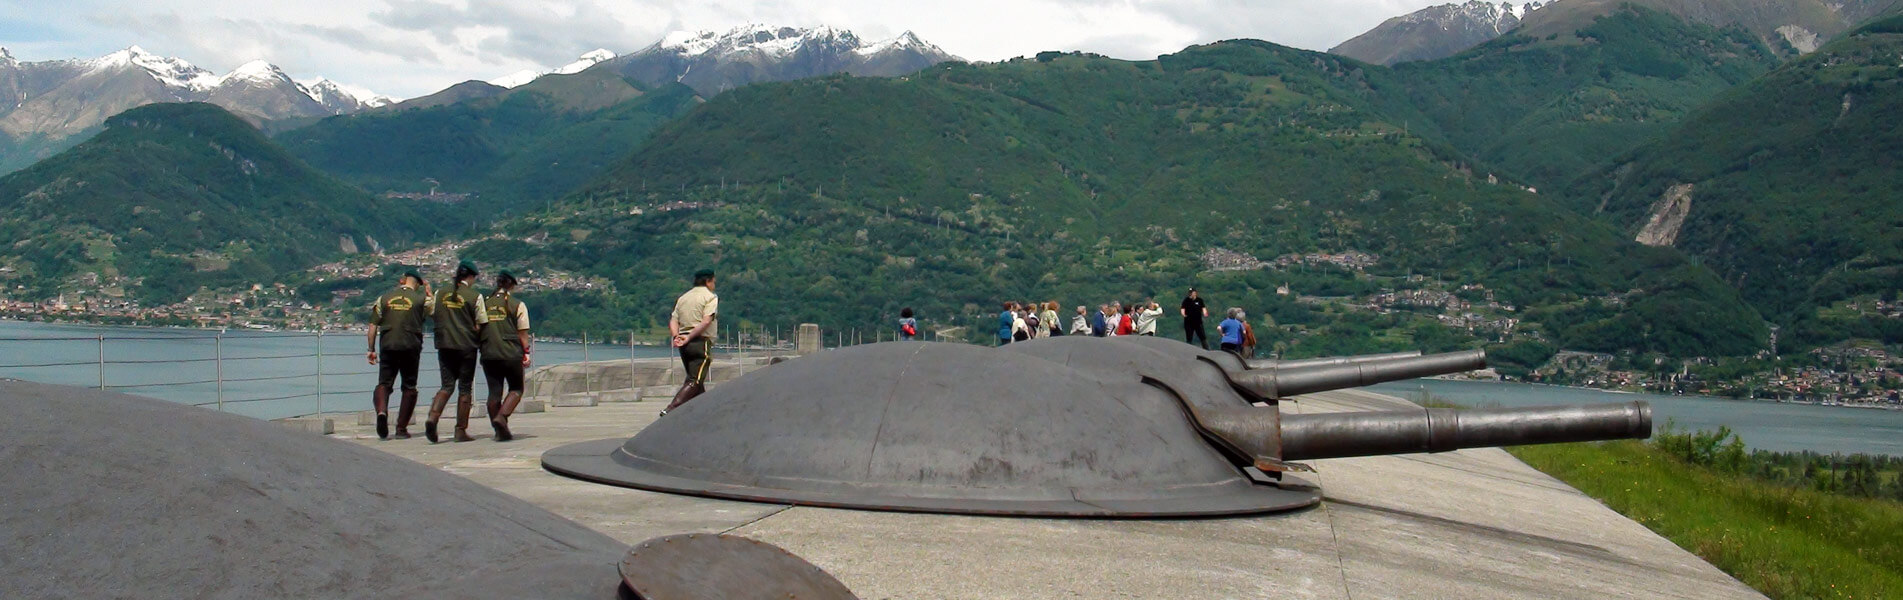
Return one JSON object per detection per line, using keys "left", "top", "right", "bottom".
{"left": 661, "top": 269, "right": 718, "bottom": 417}
{"left": 479, "top": 271, "right": 531, "bottom": 442}
{"left": 366, "top": 270, "right": 429, "bottom": 440}
{"left": 426, "top": 262, "right": 486, "bottom": 443}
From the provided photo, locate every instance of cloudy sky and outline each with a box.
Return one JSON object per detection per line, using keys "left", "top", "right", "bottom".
{"left": 1, "top": 0, "right": 1453, "bottom": 98}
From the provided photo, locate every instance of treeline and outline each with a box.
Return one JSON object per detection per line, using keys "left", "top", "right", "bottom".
{"left": 1655, "top": 425, "right": 1903, "bottom": 503}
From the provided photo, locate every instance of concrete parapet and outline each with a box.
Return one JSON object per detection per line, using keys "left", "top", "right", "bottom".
{"left": 526, "top": 356, "right": 769, "bottom": 405}
{"left": 277, "top": 416, "right": 334, "bottom": 435}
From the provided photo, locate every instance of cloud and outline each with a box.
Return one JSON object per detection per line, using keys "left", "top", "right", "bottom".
{"left": 12, "top": 0, "right": 1455, "bottom": 99}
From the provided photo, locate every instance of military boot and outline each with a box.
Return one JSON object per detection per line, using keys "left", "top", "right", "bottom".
{"left": 424, "top": 389, "right": 450, "bottom": 443}
{"left": 493, "top": 391, "right": 522, "bottom": 442}
{"left": 659, "top": 382, "right": 704, "bottom": 416}
{"left": 453, "top": 393, "right": 476, "bottom": 442}
{"left": 372, "top": 385, "right": 392, "bottom": 440}
{"left": 394, "top": 389, "right": 418, "bottom": 439}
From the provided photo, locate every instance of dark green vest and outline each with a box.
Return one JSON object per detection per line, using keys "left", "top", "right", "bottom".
{"left": 373, "top": 286, "right": 426, "bottom": 352}
{"left": 432, "top": 282, "right": 484, "bottom": 351}
{"left": 479, "top": 292, "right": 525, "bottom": 362}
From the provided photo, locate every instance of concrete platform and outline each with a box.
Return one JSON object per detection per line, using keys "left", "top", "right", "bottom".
{"left": 332, "top": 389, "right": 1765, "bottom": 599}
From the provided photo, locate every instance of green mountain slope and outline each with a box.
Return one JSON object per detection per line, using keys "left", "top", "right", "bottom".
{"left": 0, "top": 102, "right": 438, "bottom": 303}
{"left": 276, "top": 71, "right": 702, "bottom": 218}
{"left": 1580, "top": 14, "right": 1903, "bottom": 348}
{"left": 1388, "top": 5, "right": 1783, "bottom": 191}
{"left": 500, "top": 42, "right": 1765, "bottom": 356}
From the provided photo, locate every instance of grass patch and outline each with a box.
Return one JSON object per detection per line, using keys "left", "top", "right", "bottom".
{"left": 1509, "top": 441, "right": 1903, "bottom": 599}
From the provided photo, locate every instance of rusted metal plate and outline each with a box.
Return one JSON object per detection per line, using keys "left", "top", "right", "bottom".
{"left": 620, "top": 533, "right": 857, "bottom": 600}
{"left": 542, "top": 342, "right": 1319, "bottom": 517}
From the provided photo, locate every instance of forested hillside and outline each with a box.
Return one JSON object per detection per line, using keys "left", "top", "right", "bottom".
{"left": 1581, "top": 14, "right": 1903, "bottom": 350}
{"left": 0, "top": 103, "right": 438, "bottom": 303}
{"left": 277, "top": 71, "right": 702, "bottom": 218}
{"left": 470, "top": 41, "right": 1767, "bottom": 356}
{"left": 1386, "top": 6, "right": 1782, "bottom": 191}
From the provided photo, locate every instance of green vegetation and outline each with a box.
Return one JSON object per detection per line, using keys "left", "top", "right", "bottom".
{"left": 1512, "top": 434, "right": 1903, "bottom": 599}
{"left": 1579, "top": 14, "right": 1903, "bottom": 351}
{"left": 477, "top": 40, "right": 1770, "bottom": 352}
{"left": 1387, "top": 5, "right": 1781, "bottom": 190}
{"left": 0, "top": 103, "right": 440, "bottom": 304}
{"left": 278, "top": 73, "right": 702, "bottom": 218}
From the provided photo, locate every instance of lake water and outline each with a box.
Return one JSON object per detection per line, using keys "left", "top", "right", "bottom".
{"left": 6, "top": 320, "right": 1898, "bottom": 456}
{"left": 0, "top": 320, "right": 675, "bottom": 421}
{"left": 1368, "top": 379, "right": 1903, "bottom": 457}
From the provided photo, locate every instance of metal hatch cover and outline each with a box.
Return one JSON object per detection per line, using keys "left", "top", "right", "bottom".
{"left": 542, "top": 342, "right": 1319, "bottom": 517}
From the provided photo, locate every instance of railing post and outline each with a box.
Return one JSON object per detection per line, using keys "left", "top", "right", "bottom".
{"left": 215, "top": 335, "right": 224, "bottom": 412}
{"left": 582, "top": 331, "right": 591, "bottom": 396}
{"left": 96, "top": 334, "right": 105, "bottom": 390}
{"left": 315, "top": 330, "right": 324, "bottom": 417}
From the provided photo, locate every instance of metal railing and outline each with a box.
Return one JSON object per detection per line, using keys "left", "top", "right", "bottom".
{"left": 0, "top": 321, "right": 957, "bottom": 421}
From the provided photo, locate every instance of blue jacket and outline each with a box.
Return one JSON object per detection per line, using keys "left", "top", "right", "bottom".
{"left": 998, "top": 312, "right": 1015, "bottom": 340}
{"left": 1089, "top": 312, "right": 1107, "bottom": 337}
{"left": 1218, "top": 319, "right": 1244, "bottom": 345}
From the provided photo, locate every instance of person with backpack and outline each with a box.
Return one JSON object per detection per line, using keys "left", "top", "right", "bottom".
{"left": 1018, "top": 301, "right": 1039, "bottom": 340}
{"left": 898, "top": 307, "right": 919, "bottom": 341}
{"left": 1070, "top": 306, "right": 1091, "bottom": 336}
{"left": 1039, "top": 302, "right": 1062, "bottom": 337}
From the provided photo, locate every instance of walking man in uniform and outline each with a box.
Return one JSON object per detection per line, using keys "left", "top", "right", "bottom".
{"left": 479, "top": 271, "right": 531, "bottom": 442}
{"left": 366, "top": 270, "right": 428, "bottom": 440}
{"left": 425, "top": 262, "right": 485, "bottom": 443}
{"left": 661, "top": 269, "right": 718, "bottom": 417}
{"left": 1181, "top": 288, "right": 1210, "bottom": 349}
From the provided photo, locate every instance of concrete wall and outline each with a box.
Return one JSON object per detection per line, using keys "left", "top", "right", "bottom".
{"left": 526, "top": 356, "right": 777, "bottom": 406}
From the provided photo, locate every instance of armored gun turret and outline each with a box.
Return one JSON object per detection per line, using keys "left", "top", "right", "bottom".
{"left": 544, "top": 339, "right": 1651, "bottom": 518}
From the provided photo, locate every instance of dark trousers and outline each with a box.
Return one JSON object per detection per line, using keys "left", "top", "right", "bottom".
{"left": 376, "top": 348, "right": 421, "bottom": 391}
{"left": 436, "top": 348, "right": 478, "bottom": 395}
{"left": 1221, "top": 342, "right": 1242, "bottom": 356}
{"left": 1184, "top": 322, "right": 1208, "bottom": 349}
{"left": 680, "top": 337, "right": 713, "bottom": 385}
{"left": 481, "top": 359, "right": 525, "bottom": 394}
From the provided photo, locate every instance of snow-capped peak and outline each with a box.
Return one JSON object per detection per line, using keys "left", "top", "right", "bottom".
{"left": 489, "top": 48, "right": 620, "bottom": 88}
{"left": 656, "top": 24, "right": 864, "bottom": 59}
{"left": 221, "top": 59, "right": 291, "bottom": 86}
{"left": 855, "top": 31, "right": 942, "bottom": 57}
{"left": 297, "top": 77, "right": 395, "bottom": 109}
{"left": 88, "top": 46, "right": 222, "bottom": 90}
{"left": 553, "top": 48, "right": 616, "bottom": 75}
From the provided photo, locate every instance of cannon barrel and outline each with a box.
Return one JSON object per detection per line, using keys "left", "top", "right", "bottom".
{"left": 1246, "top": 351, "right": 1422, "bottom": 370}
{"left": 1278, "top": 401, "right": 1652, "bottom": 461}
{"left": 1229, "top": 350, "right": 1486, "bottom": 399}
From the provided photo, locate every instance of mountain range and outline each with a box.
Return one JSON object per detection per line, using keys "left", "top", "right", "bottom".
{"left": 0, "top": 46, "right": 392, "bottom": 173}
{"left": 1333, "top": 0, "right": 1903, "bottom": 65}
{"left": 2, "top": 6, "right": 1898, "bottom": 358}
